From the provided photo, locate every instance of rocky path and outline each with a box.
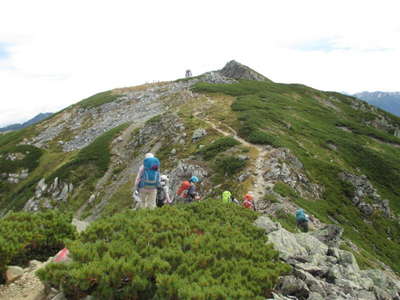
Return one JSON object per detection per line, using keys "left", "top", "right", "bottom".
{"left": 0, "top": 261, "right": 48, "bottom": 300}
{"left": 193, "top": 112, "right": 272, "bottom": 206}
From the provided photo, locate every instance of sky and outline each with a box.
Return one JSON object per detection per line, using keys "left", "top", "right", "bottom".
{"left": 1, "top": 0, "right": 400, "bottom": 126}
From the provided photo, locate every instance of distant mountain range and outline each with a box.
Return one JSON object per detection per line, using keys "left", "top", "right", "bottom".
{"left": 0, "top": 112, "right": 53, "bottom": 132}
{"left": 353, "top": 91, "right": 400, "bottom": 117}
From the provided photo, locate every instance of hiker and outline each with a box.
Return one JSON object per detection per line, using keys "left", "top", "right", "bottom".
{"left": 133, "top": 153, "right": 154, "bottom": 206}
{"left": 156, "top": 175, "right": 172, "bottom": 207}
{"left": 243, "top": 192, "right": 255, "bottom": 210}
{"left": 222, "top": 190, "right": 240, "bottom": 205}
{"left": 176, "top": 176, "right": 200, "bottom": 203}
{"left": 222, "top": 190, "right": 232, "bottom": 203}
{"left": 136, "top": 155, "right": 161, "bottom": 209}
{"left": 295, "top": 208, "right": 309, "bottom": 232}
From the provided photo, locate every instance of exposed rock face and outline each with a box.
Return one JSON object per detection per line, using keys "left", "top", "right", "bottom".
{"left": 2, "top": 169, "right": 29, "bottom": 184}
{"left": 261, "top": 148, "right": 323, "bottom": 200}
{"left": 255, "top": 216, "right": 400, "bottom": 300}
{"left": 310, "top": 224, "right": 343, "bottom": 248}
{"left": 219, "top": 60, "right": 270, "bottom": 82}
{"left": 24, "top": 177, "right": 73, "bottom": 211}
{"left": 168, "top": 160, "right": 209, "bottom": 201}
{"left": 339, "top": 172, "right": 391, "bottom": 217}
{"left": 191, "top": 128, "right": 207, "bottom": 141}
{"left": 395, "top": 128, "right": 400, "bottom": 138}
{"left": 5, "top": 152, "right": 26, "bottom": 161}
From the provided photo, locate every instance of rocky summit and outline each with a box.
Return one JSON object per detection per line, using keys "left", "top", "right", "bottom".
{"left": 1, "top": 61, "right": 400, "bottom": 299}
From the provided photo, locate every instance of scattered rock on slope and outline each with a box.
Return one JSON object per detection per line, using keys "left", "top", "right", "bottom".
{"left": 256, "top": 216, "right": 400, "bottom": 300}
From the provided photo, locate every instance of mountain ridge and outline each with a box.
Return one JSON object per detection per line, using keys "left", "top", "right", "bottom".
{"left": 1, "top": 61, "right": 400, "bottom": 299}
{"left": 0, "top": 112, "right": 53, "bottom": 132}
{"left": 354, "top": 91, "right": 400, "bottom": 117}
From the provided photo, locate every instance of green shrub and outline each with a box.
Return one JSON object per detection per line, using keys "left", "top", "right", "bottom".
{"left": 0, "top": 145, "right": 43, "bottom": 174}
{"left": 0, "top": 211, "right": 76, "bottom": 283}
{"left": 273, "top": 182, "right": 298, "bottom": 198}
{"left": 78, "top": 91, "right": 120, "bottom": 109}
{"left": 214, "top": 156, "right": 246, "bottom": 175}
{"left": 197, "top": 137, "right": 240, "bottom": 160}
{"left": 272, "top": 209, "right": 298, "bottom": 233}
{"left": 38, "top": 200, "right": 290, "bottom": 299}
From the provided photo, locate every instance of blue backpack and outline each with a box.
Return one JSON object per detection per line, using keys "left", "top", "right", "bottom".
{"left": 139, "top": 157, "right": 160, "bottom": 189}
{"left": 296, "top": 209, "right": 308, "bottom": 222}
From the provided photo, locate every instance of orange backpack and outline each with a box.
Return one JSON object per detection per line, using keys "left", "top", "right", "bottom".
{"left": 177, "top": 181, "right": 191, "bottom": 197}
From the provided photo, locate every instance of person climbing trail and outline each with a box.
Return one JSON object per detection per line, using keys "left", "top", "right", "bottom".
{"left": 177, "top": 176, "right": 200, "bottom": 203}
{"left": 133, "top": 153, "right": 154, "bottom": 206}
{"left": 243, "top": 192, "right": 255, "bottom": 210}
{"left": 136, "top": 155, "right": 161, "bottom": 209}
{"left": 222, "top": 190, "right": 232, "bottom": 203}
{"left": 295, "top": 208, "right": 309, "bottom": 232}
{"left": 222, "top": 190, "right": 240, "bottom": 205}
{"left": 156, "top": 175, "right": 171, "bottom": 207}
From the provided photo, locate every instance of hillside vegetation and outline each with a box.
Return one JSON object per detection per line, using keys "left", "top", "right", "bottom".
{"left": 38, "top": 200, "right": 289, "bottom": 300}
{"left": 1, "top": 61, "right": 400, "bottom": 282}
{"left": 193, "top": 80, "right": 400, "bottom": 272}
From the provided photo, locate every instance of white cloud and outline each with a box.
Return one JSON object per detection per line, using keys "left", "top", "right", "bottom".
{"left": 1, "top": 0, "right": 400, "bottom": 126}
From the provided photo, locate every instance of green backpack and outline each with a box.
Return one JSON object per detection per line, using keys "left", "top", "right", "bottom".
{"left": 222, "top": 191, "right": 232, "bottom": 203}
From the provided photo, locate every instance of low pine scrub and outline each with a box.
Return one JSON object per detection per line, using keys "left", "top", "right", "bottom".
{"left": 197, "top": 137, "right": 240, "bottom": 160}
{"left": 0, "top": 211, "right": 76, "bottom": 283}
{"left": 38, "top": 200, "right": 289, "bottom": 299}
{"left": 0, "top": 145, "right": 43, "bottom": 174}
{"left": 78, "top": 91, "right": 120, "bottom": 109}
{"left": 214, "top": 155, "right": 246, "bottom": 175}
{"left": 193, "top": 79, "right": 400, "bottom": 273}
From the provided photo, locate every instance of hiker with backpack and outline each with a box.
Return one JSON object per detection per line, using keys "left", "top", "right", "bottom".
{"left": 295, "top": 208, "right": 309, "bottom": 232}
{"left": 134, "top": 154, "right": 161, "bottom": 209}
{"left": 243, "top": 192, "right": 255, "bottom": 210}
{"left": 156, "top": 174, "right": 172, "bottom": 207}
{"left": 222, "top": 190, "right": 240, "bottom": 205}
{"left": 176, "top": 176, "right": 200, "bottom": 203}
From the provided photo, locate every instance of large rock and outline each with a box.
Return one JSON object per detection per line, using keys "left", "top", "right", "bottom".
{"left": 254, "top": 215, "right": 281, "bottom": 234}
{"left": 267, "top": 228, "right": 309, "bottom": 261}
{"left": 257, "top": 216, "right": 400, "bottom": 300}
{"left": 311, "top": 224, "right": 343, "bottom": 248}
{"left": 191, "top": 128, "right": 207, "bottom": 141}
{"left": 277, "top": 275, "right": 309, "bottom": 299}
{"left": 5, "top": 266, "right": 24, "bottom": 283}
{"left": 362, "top": 269, "right": 400, "bottom": 298}
{"left": 339, "top": 172, "right": 391, "bottom": 217}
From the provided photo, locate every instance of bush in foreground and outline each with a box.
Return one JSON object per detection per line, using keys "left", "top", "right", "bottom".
{"left": 0, "top": 211, "right": 76, "bottom": 283}
{"left": 38, "top": 200, "right": 289, "bottom": 299}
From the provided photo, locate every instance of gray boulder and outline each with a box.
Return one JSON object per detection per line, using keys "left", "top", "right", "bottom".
{"left": 277, "top": 275, "right": 309, "bottom": 299}
{"left": 311, "top": 224, "right": 343, "bottom": 248}
{"left": 254, "top": 215, "right": 281, "bottom": 234}
{"left": 191, "top": 128, "right": 207, "bottom": 141}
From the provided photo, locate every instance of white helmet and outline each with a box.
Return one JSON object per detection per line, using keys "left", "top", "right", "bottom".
{"left": 145, "top": 153, "right": 154, "bottom": 158}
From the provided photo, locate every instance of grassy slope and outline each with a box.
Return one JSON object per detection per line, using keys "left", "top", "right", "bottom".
{"left": 193, "top": 80, "right": 400, "bottom": 272}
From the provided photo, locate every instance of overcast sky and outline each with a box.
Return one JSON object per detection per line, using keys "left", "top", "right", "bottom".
{"left": 1, "top": 0, "right": 400, "bottom": 126}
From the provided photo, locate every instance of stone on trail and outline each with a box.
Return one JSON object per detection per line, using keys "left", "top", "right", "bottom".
{"left": 5, "top": 266, "right": 24, "bottom": 283}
